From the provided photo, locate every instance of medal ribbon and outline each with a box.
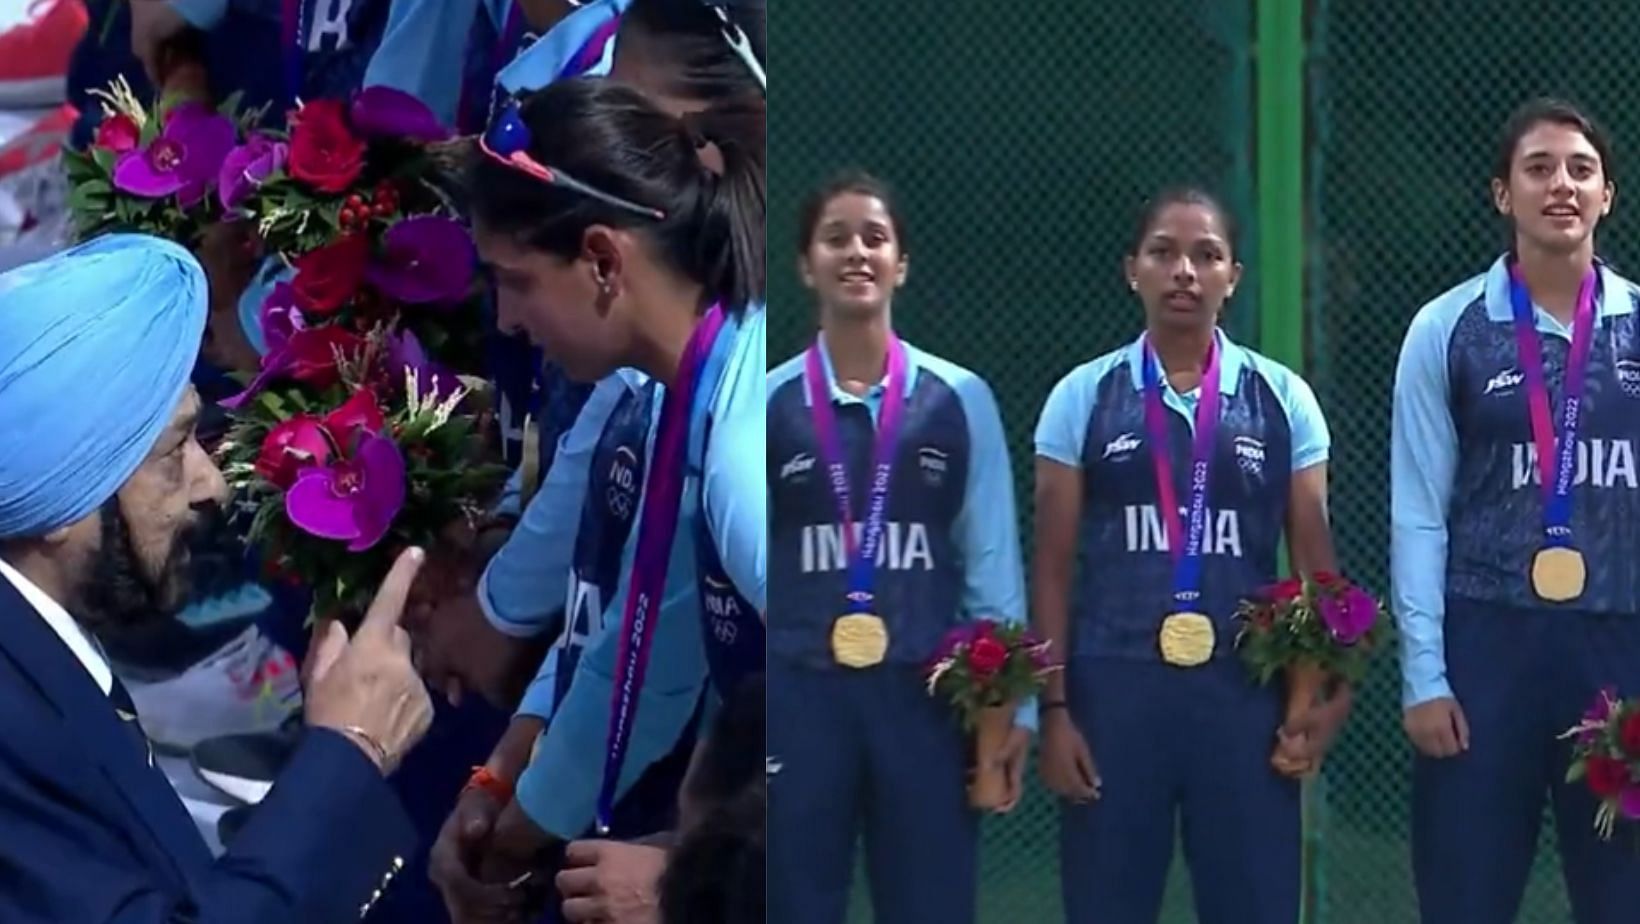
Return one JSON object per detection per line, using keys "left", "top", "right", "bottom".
{"left": 596, "top": 304, "right": 728, "bottom": 832}
{"left": 280, "top": 0, "right": 305, "bottom": 104}
{"left": 1509, "top": 265, "right": 1598, "bottom": 548}
{"left": 1139, "top": 334, "right": 1222, "bottom": 612}
{"left": 803, "top": 334, "right": 908, "bottom": 612}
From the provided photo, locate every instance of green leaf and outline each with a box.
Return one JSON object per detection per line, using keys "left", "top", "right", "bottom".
{"left": 91, "top": 147, "right": 118, "bottom": 172}
{"left": 1568, "top": 761, "right": 1588, "bottom": 784}
{"left": 257, "top": 391, "right": 289, "bottom": 420}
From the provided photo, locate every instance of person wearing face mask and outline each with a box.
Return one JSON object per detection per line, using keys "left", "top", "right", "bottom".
{"left": 0, "top": 234, "right": 434, "bottom": 923}
{"left": 1032, "top": 187, "right": 1347, "bottom": 924}
{"left": 1394, "top": 98, "right": 1640, "bottom": 924}
{"left": 764, "top": 171, "right": 1030, "bottom": 924}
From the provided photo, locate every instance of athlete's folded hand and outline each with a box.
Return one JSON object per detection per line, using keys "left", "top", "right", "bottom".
{"left": 1404, "top": 696, "right": 1470, "bottom": 758}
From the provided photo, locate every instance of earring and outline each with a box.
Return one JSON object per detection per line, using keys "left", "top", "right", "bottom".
{"left": 1129, "top": 281, "right": 1138, "bottom": 292}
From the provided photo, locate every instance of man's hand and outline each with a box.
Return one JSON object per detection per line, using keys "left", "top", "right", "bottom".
{"left": 1038, "top": 708, "right": 1100, "bottom": 803}
{"left": 992, "top": 727, "right": 1032, "bottom": 814}
{"left": 430, "top": 787, "right": 527, "bottom": 924}
{"left": 1272, "top": 683, "right": 1355, "bottom": 778}
{"left": 130, "top": 0, "right": 193, "bottom": 85}
{"left": 1404, "top": 696, "right": 1470, "bottom": 759}
{"left": 556, "top": 840, "right": 667, "bottom": 924}
{"left": 304, "top": 548, "right": 435, "bottom": 775}
{"left": 480, "top": 799, "right": 560, "bottom": 890}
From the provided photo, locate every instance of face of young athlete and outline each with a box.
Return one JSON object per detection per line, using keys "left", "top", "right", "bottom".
{"left": 799, "top": 192, "right": 908, "bottom": 323}
{"left": 1493, "top": 120, "right": 1614, "bottom": 256}
{"left": 1125, "top": 202, "right": 1242, "bottom": 334}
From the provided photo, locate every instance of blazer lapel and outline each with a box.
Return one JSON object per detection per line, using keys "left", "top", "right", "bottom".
{"left": 0, "top": 578, "right": 212, "bottom": 881}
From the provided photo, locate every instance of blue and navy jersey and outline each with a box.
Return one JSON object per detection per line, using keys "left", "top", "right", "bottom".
{"left": 1392, "top": 256, "right": 1640, "bottom": 705}
{"left": 694, "top": 407, "right": 764, "bottom": 701}
{"left": 767, "top": 339, "right": 1026, "bottom": 669}
{"left": 481, "top": 370, "right": 656, "bottom": 720}
{"left": 1036, "top": 330, "right": 1329, "bottom": 662}
{"left": 172, "top": 0, "right": 392, "bottom": 118}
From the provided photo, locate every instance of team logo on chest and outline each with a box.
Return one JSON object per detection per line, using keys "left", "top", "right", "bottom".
{"left": 1233, "top": 436, "right": 1266, "bottom": 476}
{"left": 918, "top": 447, "right": 948, "bottom": 487}
{"left": 1484, "top": 367, "right": 1525, "bottom": 396}
{"left": 1616, "top": 359, "right": 1640, "bottom": 399}
{"left": 780, "top": 452, "right": 816, "bottom": 483}
{"left": 1103, "top": 432, "right": 1143, "bottom": 462}
{"left": 606, "top": 446, "right": 640, "bottom": 521}
{"left": 702, "top": 574, "right": 742, "bottom": 645}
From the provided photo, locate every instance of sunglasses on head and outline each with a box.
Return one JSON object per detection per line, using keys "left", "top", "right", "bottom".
{"left": 479, "top": 100, "right": 667, "bottom": 221}
{"left": 696, "top": 0, "right": 766, "bottom": 93}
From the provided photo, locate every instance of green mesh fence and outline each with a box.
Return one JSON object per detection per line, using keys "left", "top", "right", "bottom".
{"left": 771, "top": 0, "right": 1639, "bottom": 920}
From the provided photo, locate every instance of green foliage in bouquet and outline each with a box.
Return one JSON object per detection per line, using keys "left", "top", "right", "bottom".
{"left": 1234, "top": 572, "right": 1393, "bottom": 686}
{"left": 925, "top": 620, "right": 1060, "bottom": 733}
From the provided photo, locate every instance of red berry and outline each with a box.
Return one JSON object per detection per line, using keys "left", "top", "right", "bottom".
{"left": 346, "top": 194, "right": 365, "bottom": 209}
{"left": 373, "top": 203, "right": 392, "bottom": 217}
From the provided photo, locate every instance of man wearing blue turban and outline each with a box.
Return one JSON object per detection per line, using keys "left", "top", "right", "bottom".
{"left": 0, "top": 235, "right": 439, "bottom": 923}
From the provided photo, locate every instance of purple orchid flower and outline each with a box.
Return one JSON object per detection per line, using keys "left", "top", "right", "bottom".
{"left": 285, "top": 433, "right": 406, "bottom": 552}
{"left": 366, "top": 216, "right": 477, "bottom": 305}
{"left": 349, "top": 86, "right": 451, "bottom": 142}
{"left": 113, "top": 103, "right": 236, "bottom": 207}
{"left": 1319, "top": 587, "right": 1377, "bottom": 646}
{"left": 386, "top": 328, "right": 463, "bottom": 401}
{"left": 1622, "top": 786, "right": 1640, "bottom": 821}
{"left": 259, "top": 282, "right": 306, "bottom": 354}
{"left": 219, "top": 134, "right": 288, "bottom": 212}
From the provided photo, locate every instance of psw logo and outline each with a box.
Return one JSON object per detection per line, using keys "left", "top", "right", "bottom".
{"left": 1485, "top": 368, "right": 1525, "bottom": 396}
{"left": 1103, "top": 432, "right": 1142, "bottom": 461}
{"left": 1233, "top": 436, "right": 1265, "bottom": 476}
{"left": 606, "top": 447, "right": 640, "bottom": 521}
{"left": 919, "top": 447, "right": 947, "bottom": 486}
{"left": 780, "top": 452, "right": 815, "bottom": 482}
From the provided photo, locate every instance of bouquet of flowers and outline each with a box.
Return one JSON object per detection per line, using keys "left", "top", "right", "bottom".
{"left": 63, "top": 76, "right": 264, "bottom": 244}
{"left": 215, "top": 87, "right": 505, "bottom": 624}
{"left": 925, "top": 619, "right": 1060, "bottom": 810}
{"left": 1234, "top": 572, "right": 1391, "bottom": 774}
{"left": 1562, "top": 687, "right": 1640, "bottom": 842}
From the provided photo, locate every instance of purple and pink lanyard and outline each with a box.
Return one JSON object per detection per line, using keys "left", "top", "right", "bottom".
{"left": 595, "top": 305, "right": 726, "bottom": 833}
{"left": 803, "top": 334, "right": 909, "bottom": 619}
{"left": 1509, "top": 264, "right": 1600, "bottom": 554}
{"left": 1140, "top": 334, "right": 1222, "bottom": 616}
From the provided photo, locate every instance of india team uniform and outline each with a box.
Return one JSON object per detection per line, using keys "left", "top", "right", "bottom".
{"left": 1035, "top": 329, "right": 1328, "bottom": 924}
{"left": 508, "top": 304, "right": 766, "bottom": 841}
{"left": 766, "top": 339, "right": 1027, "bottom": 924}
{"left": 1393, "top": 256, "right": 1640, "bottom": 923}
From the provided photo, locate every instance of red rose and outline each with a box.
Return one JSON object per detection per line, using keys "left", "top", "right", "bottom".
{"left": 287, "top": 99, "right": 366, "bottom": 193}
{"left": 323, "top": 389, "right": 386, "bottom": 450}
{"left": 969, "top": 636, "right": 1008, "bottom": 678}
{"left": 1621, "top": 712, "right": 1640, "bottom": 756}
{"left": 94, "top": 114, "right": 140, "bottom": 153}
{"left": 1587, "top": 755, "right": 1631, "bottom": 798}
{"left": 1313, "top": 571, "right": 1342, "bottom": 588}
{"left": 291, "top": 234, "right": 370, "bottom": 315}
{"left": 1271, "top": 578, "right": 1304, "bottom": 602}
{"left": 254, "top": 416, "right": 332, "bottom": 489}
{"left": 286, "top": 326, "right": 365, "bottom": 389}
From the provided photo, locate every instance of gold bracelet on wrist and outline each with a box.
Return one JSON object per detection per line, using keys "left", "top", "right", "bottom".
{"left": 342, "top": 725, "right": 390, "bottom": 769}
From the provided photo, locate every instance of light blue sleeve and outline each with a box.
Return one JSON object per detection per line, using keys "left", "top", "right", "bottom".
{"left": 1267, "top": 364, "right": 1331, "bottom": 471}
{"left": 476, "top": 378, "right": 622, "bottom": 637}
{"left": 703, "top": 315, "right": 768, "bottom": 612}
{"left": 949, "top": 371, "right": 1032, "bottom": 731}
{"left": 1391, "top": 303, "right": 1461, "bottom": 708}
{"left": 514, "top": 648, "right": 561, "bottom": 721}
{"left": 169, "top": 0, "right": 227, "bottom": 30}
{"left": 363, "top": 0, "right": 484, "bottom": 127}
{"left": 1034, "top": 363, "right": 1103, "bottom": 467}
{"left": 494, "top": 0, "right": 626, "bottom": 94}
{"left": 513, "top": 522, "right": 707, "bottom": 840}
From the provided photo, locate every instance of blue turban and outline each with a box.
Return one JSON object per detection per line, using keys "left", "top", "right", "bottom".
{"left": 0, "top": 235, "right": 207, "bottom": 540}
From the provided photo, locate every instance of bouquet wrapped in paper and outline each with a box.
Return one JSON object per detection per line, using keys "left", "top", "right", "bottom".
{"left": 925, "top": 619, "right": 1060, "bottom": 810}
{"left": 1234, "top": 572, "right": 1391, "bottom": 775}
{"left": 1562, "top": 687, "right": 1640, "bottom": 843}
{"left": 63, "top": 77, "right": 264, "bottom": 244}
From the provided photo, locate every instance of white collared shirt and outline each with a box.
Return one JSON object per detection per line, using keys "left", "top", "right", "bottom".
{"left": 0, "top": 557, "right": 112, "bottom": 695}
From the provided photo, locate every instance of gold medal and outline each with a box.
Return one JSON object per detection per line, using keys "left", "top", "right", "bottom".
{"left": 831, "top": 613, "right": 889, "bottom": 668}
{"left": 1159, "top": 611, "right": 1215, "bottom": 667}
{"left": 1532, "top": 547, "right": 1586, "bottom": 602}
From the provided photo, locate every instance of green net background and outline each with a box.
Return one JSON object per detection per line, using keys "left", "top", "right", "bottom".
{"left": 771, "top": 0, "right": 1640, "bottom": 921}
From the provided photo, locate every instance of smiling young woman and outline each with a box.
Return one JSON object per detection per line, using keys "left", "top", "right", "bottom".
{"left": 1393, "top": 97, "right": 1640, "bottom": 923}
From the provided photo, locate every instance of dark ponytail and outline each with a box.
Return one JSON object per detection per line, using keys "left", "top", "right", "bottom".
{"left": 467, "top": 79, "right": 766, "bottom": 313}
{"left": 618, "top": 0, "right": 767, "bottom": 102}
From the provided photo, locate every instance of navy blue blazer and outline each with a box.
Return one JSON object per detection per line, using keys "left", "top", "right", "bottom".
{"left": 0, "top": 577, "right": 418, "bottom": 922}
